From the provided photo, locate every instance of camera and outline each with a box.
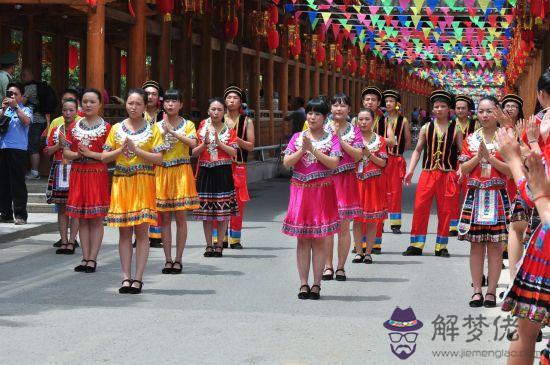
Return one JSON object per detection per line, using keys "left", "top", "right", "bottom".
{"left": 5, "top": 90, "right": 13, "bottom": 98}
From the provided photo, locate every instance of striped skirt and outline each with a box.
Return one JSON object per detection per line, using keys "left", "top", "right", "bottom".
{"left": 194, "top": 164, "right": 239, "bottom": 221}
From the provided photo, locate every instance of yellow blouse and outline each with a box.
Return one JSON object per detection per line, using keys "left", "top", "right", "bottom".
{"left": 155, "top": 118, "right": 197, "bottom": 167}
{"left": 103, "top": 120, "right": 164, "bottom": 176}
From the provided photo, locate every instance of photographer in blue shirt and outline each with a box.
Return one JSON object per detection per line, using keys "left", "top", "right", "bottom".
{"left": 0, "top": 82, "right": 32, "bottom": 224}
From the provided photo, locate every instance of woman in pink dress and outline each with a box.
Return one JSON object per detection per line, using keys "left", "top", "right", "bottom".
{"left": 282, "top": 97, "right": 341, "bottom": 300}
{"left": 322, "top": 93, "right": 364, "bottom": 282}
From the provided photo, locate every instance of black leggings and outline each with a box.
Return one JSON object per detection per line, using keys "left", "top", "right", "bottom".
{"left": 0, "top": 148, "right": 28, "bottom": 220}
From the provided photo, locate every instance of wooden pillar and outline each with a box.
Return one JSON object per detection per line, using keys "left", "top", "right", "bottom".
{"left": 338, "top": 72, "right": 343, "bottom": 93}
{"left": 313, "top": 63, "right": 320, "bottom": 97}
{"left": 52, "top": 34, "right": 68, "bottom": 93}
{"left": 158, "top": 18, "right": 171, "bottom": 88}
{"left": 86, "top": 0, "right": 105, "bottom": 92}
{"left": 198, "top": 13, "right": 212, "bottom": 117}
{"left": 176, "top": 14, "right": 192, "bottom": 116}
{"left": 128, "top": 0, "right": 146, "bottom": 88}
{"left": 235, "top": 45, "right": 244, "bottom": 89}
{"left": 266, "top": 53, "right": 274, "bottom": 145}
{"left": 109, "top": 46, "right": 121, "bottom": 97}
{"left": 330, "top": 67, "right": 336, "bottom": 99}
{"left": 322, "top": 66, "right": 329, "bottom": 96}
{"left": 350, "top": 76, "right": 356, "bottom": 114}
{"left": 251, "top": 38, "right": 261, "bottom": 145}
{"left": 304, "top": 50, "right": 311, "bottom": 102}
{"left": 292, "top": 59, "right": 300, "bottom": 99}
{"left": 23, "top": 16, "right": 41, "bottom": 78}
{"left": 219, "top": 40, "right": 227, "bottom": 91}
{"left": 281, "top": 50, "right": 289, "bottom": 115}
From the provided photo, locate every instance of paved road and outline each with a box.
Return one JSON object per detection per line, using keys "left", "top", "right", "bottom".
{"left": 0, "top": 169, "right": 547, "bottom": 364}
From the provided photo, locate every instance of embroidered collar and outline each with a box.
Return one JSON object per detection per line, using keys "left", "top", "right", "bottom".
{"left": 72, "top": 117, "right": 108, "bottom": 144}
{"left": 115, "top": 119, "right": 153, "bottom": 147}
{"left": 329, "top": 120, "right": 355, "bottom": 143}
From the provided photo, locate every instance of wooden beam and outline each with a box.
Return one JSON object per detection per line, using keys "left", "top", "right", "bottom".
{"left": 303, "top": 51, "right": 310, "bottom": 102}
{"left": 322, "top": 66, "right": 329, "bottom": 97}
{"left": 266, "top": 53, "right": 274, "bottom": 145}
{"left": 158, "top": 17, "right": 171, "bottom": 88}
{"left": 22, "top": 16, "right": 41, "bottom": 78}
{"left": 127, "top": 0, "right": 146, "bottom": 88}
{"left": 313, "top": 63, "right": 320, "bottom": 97}
{"left": 85, "top": 0, "right": 105, "bottom": 92}
{"left": 52, "top": 34, "right": 68, "bottom": 93}
{"left": 105, "top": 6, "right": 135, "bottom": 25}
{"left": 292, "top": 58, "right": 299, "bottom": 99}
{"left": 175, "top": 13, "right": 192, "bottom": 117}
{"left": 197, "top": 13, "right": 212, "bottom": 117}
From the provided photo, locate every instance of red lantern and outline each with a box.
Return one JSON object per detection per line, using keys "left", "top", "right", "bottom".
{"left": 335, "top": 51, "right": 344, "bottom": 71}
{"left": 268, "top": 5, "right": 278, "bottom": 24}
{"left": 224, "top": 16, "right": 239, "bottom": 41}
{"left": 290, "top": 37, "right": 301, "bottom": 59}
{"left": 156, "top": 0, "right": 174, "bottom": 22}
{"left": 68, "top": 45, "right": 79, "bottom": 70}
{"left": 359, "top": 62, "right": 367, "bottom": 77}
{"left": 267, "top": 26, "right": 279, "bottom": 53}
{"left": 315, "top": 44, "right": 326, "bottom": 65}
{"left": 121, "top": 54, "right": 127, "bottom": 76}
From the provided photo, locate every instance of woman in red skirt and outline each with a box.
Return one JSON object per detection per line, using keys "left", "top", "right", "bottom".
{"left": 352, "top": 108, "right": 388, "bottom": 264}
{"left": 46, "top": 98, "right": 79, "bottom": 253}
{"left": 63, "top": 89, "right": 111, "bottom": 273}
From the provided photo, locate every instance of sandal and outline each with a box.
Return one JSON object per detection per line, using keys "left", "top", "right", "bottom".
{"left": 469, "top": 292, "right": 484, "bottom": 308}
{"left": 213, "top": 246, "right": 223, "bottom": 257}
{"left": 55, "top": 242, "right": 69, "bottom": 255}
{"left": 204, "top": 246, "right": 214, "bottom": 257}
{"left": 352, "top": 254, "right": 365, "bottom": 263}
{"left": 118, "top": 279, "right": 133, "bottom": 294}
{"left": 322, "top": 267, "right": 334, "bottom": 281}
{"left": 74, "top": 259, "right": 88, "bottom": 272}
{"left": 84, "top": 259, "right": 96, "bottom": 273}
{"left": 162, "top": 261, "right": 174, "bottom": 274}
{"left": 128, "top": 280, "right": 143, "bottom": 294}
{"left": 335, "top": 268, "right": 346, "bottom": 281}
{"left": 298, "top": 284, "right": 310, "bottom": 300}
{"left": 172, "top": 261, "right": 182, "bottom": 274}
{"left": 363, "top": 254, "right": 373, "bottom": 264}
{"left": 483, "top": 293, "right": 497, "bottom": 308}
{"left": 310, "top": 285, "right": 321, "bottom": 300}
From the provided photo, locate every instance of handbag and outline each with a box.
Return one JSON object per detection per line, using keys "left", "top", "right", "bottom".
{"left": 0, "top": 114, "right": 11, "bottom": 135}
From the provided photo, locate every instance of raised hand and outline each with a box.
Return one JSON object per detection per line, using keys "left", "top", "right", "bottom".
{"left": 496, "top": 127, "right": 521, "bottom": 163}
{"left": 524, "top": 152, "right": 550, "bottom": 198}
{"left": 526, "top": 114, "right": 540, "bottom": 142}
{"left": 302, "top": 134, "right": 313, "bottom": 153}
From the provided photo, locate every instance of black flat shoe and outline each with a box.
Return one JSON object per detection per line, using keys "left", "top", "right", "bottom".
{"left": 335, "top": 268, "right": 346, "bottom": 281}
{"left": 55, "top": 244, "right": 68, "bottom": 254}
{"left": 310, "top": 285, "right": 321, "bottom": 300}
{"left": 128, "top": 280, "right": 143, "bottom": 294}
{"left": 483, "top": 293, "right": 497, "bottom": 308}
{"left": 83, "top": 259, "right": 96, "bottom": 273}
{"left": 230, "top": 243, "right": 243, "bottom": 249}
{"left": 171, "top": 261, "right": 182, "bottom": 274}
{"left": 222, "top": 241, "right": 228, "bottom": 249}
{"left": 53, "top": 239, "right": 63, "bottom": 248}
{"left": 469, "top": 292, "right": 484, "bottom": 307}
{"left": 74, "top": 259, "right": 88, "bottom": 272}
{"left": 363, "top": 254, "right": 373, "bottom": 264}
{"left": 204, "top": 246, "right": 214, "bottom": 257}
{"left": 161, "top": 261, "right": 174, "bottom": 274}
{"left": 119, "top": 279, "right": 133, "bottom": 294}
{"left": 372, "top": 247, "right": 382, "bottom": 255}
{"left": 435, "top": 248, "right": 450, "bottom": 257}
{"left": 402, "top": 246, "right": 423, "bottom": 256}
{"left": 298, "top": 285, "right": 310, "bottom": 300}
{"left": 352, "top": 254, "right": 364, "bottom": 263}
{"left": 321, "top": 268, "right": 334, "bottom": 281}
{"left": 502, "top": 250, "right": 508, "bottom": 259}
{"left": 64, "top": 242, "right": 76, "bottom": 255}
{"left": 212, "top": 246, "right": 223, "bottom": 257}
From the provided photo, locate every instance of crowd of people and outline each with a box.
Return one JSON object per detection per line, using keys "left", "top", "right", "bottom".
{"left": 281, "top": 70, "right": 549, "bottom": 364}
{"left": 0, "top": 47, "right": 549, "bottom": 363}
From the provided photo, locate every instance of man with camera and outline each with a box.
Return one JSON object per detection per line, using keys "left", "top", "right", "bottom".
{"left": 0, "top": 81, "right": 32, "bottom": 225}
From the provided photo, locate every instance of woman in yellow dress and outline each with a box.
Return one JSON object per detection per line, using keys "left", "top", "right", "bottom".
{"left": 102, "top": 88, "right": 164, "bottom": 294}
{"left": 155, "top": 89, "right": 199, "bottom": 274}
